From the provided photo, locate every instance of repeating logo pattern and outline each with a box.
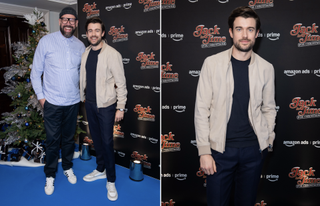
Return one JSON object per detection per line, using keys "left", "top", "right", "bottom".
{"left": 105, "top": 3, "right": 132, "bottom": 11}
{"left": 289, "top": 97, "right": 320, "bottom": 119}
{"left": 161, "top": 132, "right": 181, "bottom": 152}
{"left": 289, "top": 167, "right": 320, "bottom": 188}
{"left": 139, "top": 0, "right": 160, "bottom": 12}
{"left": 162, "top": 62, "right": 179, "bottom": 83}
{"left": 248, "top": 0, "right": 274, "bottom": 9}
{"left": 136, "top": 52, "right": 159, "bottom": 69}
{"left": 193, "top": 25, "right": 227, "bottom": 48}
{"left": 108, "top": 25, "right": 128, "bottom": 43}
{"left": 290, "top": 23, "right": 320, "bottom": 47}
{"left": 131, "top": 151, "right": 151, "bottom": 169}
{"left": 134, "top": 104, "right": 155, "bottom": 121}
{"left": 82, "top": 2, "right": 100, "bottom": 18}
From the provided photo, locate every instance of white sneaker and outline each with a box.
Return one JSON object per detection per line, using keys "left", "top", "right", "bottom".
{"left": 45, "top": 177, "right": 55, "bottom": 195}
{"left": 83, "top": 169, "right": 107, "bottom": 182}
{"left": 64, "top": 168, "right": 77, "bottom": 184}
{"left": 106, "top": 182, "right": 118, "bottom": 201}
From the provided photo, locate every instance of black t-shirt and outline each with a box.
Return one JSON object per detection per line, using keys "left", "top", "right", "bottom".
{"left": 226, "top": 56, "right": 258, "bottom": 148}
{"left": 85, "top": 48, "right": 101, "bottom": 103}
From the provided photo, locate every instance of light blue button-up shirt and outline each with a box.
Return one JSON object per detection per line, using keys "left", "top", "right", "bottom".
{"left": 31, "top": 31, "right": 85, "bottom": 106}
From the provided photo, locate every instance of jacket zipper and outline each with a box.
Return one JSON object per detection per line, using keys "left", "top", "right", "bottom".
{"left": 248, "top": 66, "right": 261, "bottom": 153}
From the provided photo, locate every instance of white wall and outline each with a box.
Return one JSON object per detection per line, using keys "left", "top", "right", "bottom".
{"left": 0, "top": 2, "right": 50, "bottom": 32}
{"left": 49, "top": 11, "right": 59, "bottom": 33}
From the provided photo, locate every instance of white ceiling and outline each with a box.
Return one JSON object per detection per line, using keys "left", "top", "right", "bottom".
{"left": 0, "top": 0, "right": 77, "bottom": 12}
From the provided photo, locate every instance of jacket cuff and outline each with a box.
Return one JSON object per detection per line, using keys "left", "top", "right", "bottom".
{"left": 268, "top": 132, "right": 275, "bottom": 146}
{"left": 197, "top": 145, "right": 212, "bottom": 156}
{"left": 116, "top": 103, "right": 126, "bottom": 110}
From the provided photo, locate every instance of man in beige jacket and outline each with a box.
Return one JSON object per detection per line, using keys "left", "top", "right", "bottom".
{"left": 79, "top": 17, "right": 127, "bottom": 201}
{"left": 194, "top": 6, "right": 276, "bottom": 206}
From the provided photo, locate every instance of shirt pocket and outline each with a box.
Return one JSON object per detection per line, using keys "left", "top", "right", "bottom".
{"left": 45, "top": 50, "right": 64, "bottom": 69}
{"left": 71, "top": 50, "right": 82, "bottom": 68}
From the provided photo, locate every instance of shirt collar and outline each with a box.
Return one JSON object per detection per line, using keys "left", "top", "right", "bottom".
{"left": 58, "top": 31, "right": 74, "bottom": 42}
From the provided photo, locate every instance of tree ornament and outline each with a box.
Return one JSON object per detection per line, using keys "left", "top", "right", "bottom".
{"left": 11, "top": 76, "right": 16, "bottom": 81}
{"left": 32, "top": 30, "right": 35, "bottom": 33}
{"left": 17, "top": 114, "right": 21, "bottom": 118}
{"left": 24, "top": 139, "right": 28, "bottom": 143}
{"left": 25, "top": 106, "right": 29, "bottom": 110}
{"left": 26, "top": 78, "right": 30, "bottom": 83}
{"left": 41, "top": 22, "right": 46, "bottom": 27}
{"left": 17, "top": 93, "right": 21, "bottom": 98}
{"left": 25, "top": 122, "right": 29, "bottom": 126}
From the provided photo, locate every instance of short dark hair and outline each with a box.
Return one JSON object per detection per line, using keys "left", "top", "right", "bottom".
{"left": 85, "top": 17, "right": 106, "bottom": 39}
{"left": 228, "top": 6, "right": 261, "bottom": 31}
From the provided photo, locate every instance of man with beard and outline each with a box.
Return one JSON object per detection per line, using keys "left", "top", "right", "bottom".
{"left": 194, "top": 6, "right": 276, "bottom": 206}
{"left": 31, "top": 7, "right": 85, "bottom": 195}
{"left": 79, "top": 17, "right": 127, "bottom": 201}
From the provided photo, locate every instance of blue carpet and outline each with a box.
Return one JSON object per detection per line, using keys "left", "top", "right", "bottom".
{"left": 0, "top": 157, "right": 160, "bottom": 206}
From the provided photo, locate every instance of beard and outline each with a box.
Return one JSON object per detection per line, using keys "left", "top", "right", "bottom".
{"left": 60, "top": 25, "right": 75, "bottom": 38}
{"left": 234, "top": 39, "right": 255, "bottom": 52}
{"left": 88, "top": 36, "right": 103, "bottom": 46}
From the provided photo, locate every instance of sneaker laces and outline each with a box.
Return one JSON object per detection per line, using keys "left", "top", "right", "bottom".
{"left": 46, "top": 177, "right": 54, "bottom": 187}
{"left": 107, "top": 182, "right": 116, "bottom": 193}
{"left": 65, "top": 169, "right": 75, "bottom": 177}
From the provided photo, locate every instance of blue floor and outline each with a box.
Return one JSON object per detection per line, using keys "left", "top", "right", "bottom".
{"left": 0, "top": 157, "right": 160, "bottom": 206}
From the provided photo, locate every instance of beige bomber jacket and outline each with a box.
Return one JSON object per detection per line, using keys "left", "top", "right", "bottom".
{"left": 80, "top": 41, "right": 127, "bottom": 109}
{"left": 194, "top": 46, "right": 276, "bottom": 156}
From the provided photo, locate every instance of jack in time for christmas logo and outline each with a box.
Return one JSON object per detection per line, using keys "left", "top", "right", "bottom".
{"left": 113, "top": 124, "right": 124, "bottom": 138}
{"left": 248, "top": 0, "right": 274, "bottom": 9}
{"left": 289, "top": 97, "right": 320, "bottom": 120}
{"left": 136, "top": 52, "right": 159, "bottom": 69}
{"left": 193, "top": 25, "right": 227, "bottom": 48}
{"left": 82, "top": 2, "right": 100, "bottom": 19}
{"left": 162, "top": 62, "right": 178, "bottom": 83}
{"left": 139, "top": 0, "right": 160, "bottom": 12}
{"left": 161, "top": 132, "right": 181, "bottom": 152}
{"left": 162, "top": 0, "right": 176, "bottom": 10}
{"left": 196, "top": 167, "right": 207, "bottom": 187}
{"left": 255, "top": 201, "right": 267, "bottom": 206}
{"left": 108, "top": 25, "right": 128, "bottom": 43}
{"left": 289, "top": 167, "right": 320, "bottom": 188}
{"left": 162, "top": 199, "right": 175, "bottom": 206}
{"left": 133, "top": 104, "right": 155, "bottom": 122}
{"left": 290, "top": 23, "right": 320, "bottom": 47}
{"left": 131, "top": 151, "right": 151, "bottom": 169}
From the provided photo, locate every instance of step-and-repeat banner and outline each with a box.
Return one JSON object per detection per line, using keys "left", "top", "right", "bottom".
{"left": 162, "top": 0, "right": 320, "bottom": 205}
{"left": 77, "top": 0, "right": 160, "bottom": 179}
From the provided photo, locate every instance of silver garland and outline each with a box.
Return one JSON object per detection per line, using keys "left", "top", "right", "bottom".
{"left": 4, "top": 131, "right": 20, "bottom": 146}
{"left": 0, "top": 81, "right": 17, "bottom": 95}
{"left": 12, "top": 42, "right": 30, "bottom": 58}
{"left": 27, "top": 94, "right": 43, "bottom": 116}
{"left": 0, "top": 112, "right": 24, "bottom": 128}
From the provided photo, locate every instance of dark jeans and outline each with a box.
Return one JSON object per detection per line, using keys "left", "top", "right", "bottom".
{"left": 85, "top": 101, "right": 116, "bottom": 182}
{"left": 206, "top": 144, "right": 268, "bottom": 206}
{"left": 43, "top": 101, "right": 79, "bottom": 178}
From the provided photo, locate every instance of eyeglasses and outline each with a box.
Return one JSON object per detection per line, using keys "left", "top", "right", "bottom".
{"left": 60, "top": 18, "right": 76, "bottom": 25}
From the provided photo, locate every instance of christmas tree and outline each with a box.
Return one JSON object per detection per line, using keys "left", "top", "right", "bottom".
{"left": 0, "top": 8, "right": 47, "bottom": 147}
{"left": 0, "top": 8, "right": 84, "bottom": 163}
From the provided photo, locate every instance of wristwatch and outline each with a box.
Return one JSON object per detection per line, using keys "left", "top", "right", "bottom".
{"left": 118, "top": 109, "right": 124, "bottom": 112}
